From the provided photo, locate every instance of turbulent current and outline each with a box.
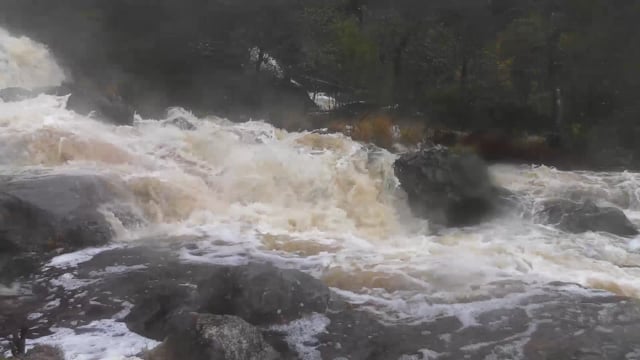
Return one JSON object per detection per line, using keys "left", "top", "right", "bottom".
{"left": 4, "top": 94, "right": 640, "bottom": 312}
{"left": 0, "top": 27, "right": 66, "bottom": 90}
{"left": 3, "top": 27, "right": 640, "bottom": 359}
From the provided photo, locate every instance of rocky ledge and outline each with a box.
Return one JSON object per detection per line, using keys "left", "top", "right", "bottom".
{"left": 2, "top": 244, "right": 640, "bottom": 360}
{"left": 394, "top": 147, "right": 639, "bottom": 236}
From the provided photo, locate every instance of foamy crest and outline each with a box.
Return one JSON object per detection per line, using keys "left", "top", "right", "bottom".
{"left": 0, "top": 27, "right": 66, "bottom": 90}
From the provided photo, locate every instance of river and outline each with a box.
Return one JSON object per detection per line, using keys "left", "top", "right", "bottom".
{"left": 2, "top": 26, "right": 640, "bottom": 359}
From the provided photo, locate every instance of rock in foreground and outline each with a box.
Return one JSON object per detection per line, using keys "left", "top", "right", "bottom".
{"left": 0, "top": 174, "right": 131, "bottom": 283}
{"left": 394, "top": 147, "right": 507, "bottom": 227}
{"left": 145, "top": 313, "right": 280, "bottom": 360}
{"left": 4, "top": 246, "right": 640, "bottom": 360}
{"left": 198, "top": 263, "right": 331, "bottom": 325}
{"left": 537, "top": 199, "right": 638, "bottom": 236}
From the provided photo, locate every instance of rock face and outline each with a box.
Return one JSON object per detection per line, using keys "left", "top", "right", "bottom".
{"left": 125, "top": 260, "right": 331, "bottom": 340}
{"left": 65, "top": 82, "right": 135, "bottom": 125}
{"left": 198, "top": 263, "right": 331, "bottom": 325}
{"left": 394, "top": 147, "right": 505, "bottom": 227}
{"left": 145, "top": 313, "right": 280, "bottom": 360}
{"left": 537, "top": 199, "right": 638, "bottom": 236}
{"left": 0, "top": 174, "right": 128, "bottom": 283}
{"left": 4, "top": 245, "right": 640, "bottom": 360}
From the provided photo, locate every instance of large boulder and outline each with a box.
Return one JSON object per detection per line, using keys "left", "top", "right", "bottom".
{"left": 145, "top": 313, "right": 280, "bottom": 360}
{"left": 0, "top": 174, "right": 130, "bottom": 283}
{"left": 64, "top": 82, "right": 135, "bottom": 126}
{"left": 198, "top": 263, "right": 331, "bottom": 325}
{"left": 123, "top": 258, "right": 331, "bottom": 341}
{"left": 536, "top": 199, "right": 638, "bottom": 236}
{"left": 394, "top": 147, "right": 506, "bottom": 227}
{"left": 6, "top": 245, "right": 640, "bottom": 360}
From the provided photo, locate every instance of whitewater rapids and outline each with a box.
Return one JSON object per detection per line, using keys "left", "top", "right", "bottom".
{"left": 3, "top": 26, "right": 640, "bottom": 358}
{"left": 3, "top": 93, "right": 640, "bottom": 311}
{"left": 0, "top": 27, "right": 66, "bottom": 90}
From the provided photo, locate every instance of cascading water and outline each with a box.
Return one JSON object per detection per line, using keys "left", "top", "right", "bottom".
{"left": 0, "top": 27, "right": 66, "bottom": 89}
{"left": 4, "top": 93, "right": 640, "bottom": 307}
{"left": 2, "top": 27, "right": 640, "bottom": 359}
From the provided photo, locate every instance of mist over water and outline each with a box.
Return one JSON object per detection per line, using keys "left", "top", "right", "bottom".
{"left": 3, "top": 26, "right": 640, "bottom": 358}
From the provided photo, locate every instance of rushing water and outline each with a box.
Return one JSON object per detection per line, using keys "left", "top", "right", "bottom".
{"left": 3, "top": 26, "right": 640, "bottom": 358}
{"left": 4, "top": 93, "right": 640, "bottom": 312}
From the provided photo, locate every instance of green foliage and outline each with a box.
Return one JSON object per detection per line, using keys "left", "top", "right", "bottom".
{"left": 333, "top": 19, "right": 379, "bottom": 87}
{"left": 4, "top": 0, "right": 640, "bottom": 152}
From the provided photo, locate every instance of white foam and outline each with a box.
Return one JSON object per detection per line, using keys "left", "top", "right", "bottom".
{"left": 270, "top": 313, "right": 330, "bottom": 360}
{"left": 29, "top": 319, "right": 160, "bottom": 360}
{"left": 46, "top": 246, "right": 122, "bottom": 269}
{"left": 88, "top": 265, "right": 148, "bottom": 278}
{"left": 44, "top": 299, "right": 61, "bottom": 310}
{"left": 28, "top": 312, "right": 44, "bottom": 320}
{"left": 50, "top": 273, "right": 98, "bottom": 291}
{"left": 0, "top": 27, "right": 66, "bottom": 89}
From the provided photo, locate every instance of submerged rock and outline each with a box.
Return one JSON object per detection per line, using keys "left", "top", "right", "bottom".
{"left": 537, "top": 199, "right": 638, "bottom": 236}
{"left": 145, "top": 313, "right": 280, "bottom": 360}
{"left": 394, "top": 147, "right": 507, "bottom": 227}
{"left": 0, "top": 174, "right": 129, "bottom": 283}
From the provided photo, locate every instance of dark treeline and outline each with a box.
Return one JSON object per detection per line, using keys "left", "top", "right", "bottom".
{"left": 2, "top": 0, "right": 640, "bottom": 165}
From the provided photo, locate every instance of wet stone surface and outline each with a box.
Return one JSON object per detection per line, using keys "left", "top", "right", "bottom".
{"left": 2, "top": 245, "right": 640, "bottom": 359}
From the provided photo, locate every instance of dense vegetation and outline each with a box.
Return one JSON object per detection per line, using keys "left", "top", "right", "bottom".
{"left": 2, "top": 0, "right": 640, "bottom": 166}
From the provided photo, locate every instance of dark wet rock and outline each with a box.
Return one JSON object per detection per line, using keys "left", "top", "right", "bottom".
{"left": 394, "top": 147, "right": 508, "bottom": 227}
{"left": 315, "top": 309, "right": 460, "bottom": 360}
{"left": 121, "top": 258, "right": 331, "bottom": 339}
{"left": 124, "top": 277, "right": 201, "bottom": 341}
{"left": 198, "top": 262, "right": 331, "bottom": 325}
{"left": 537, "top": 199, "right": 638, "bottom": 236}
{"left": 83, "top": 247, "right": 330, "bottom": 337}
{"left": 0, "top": 245, "right": 330, "bottom": 355}
{"left": 5, "top": 245, "right": 640, "bottom": 360}
{"left": 65, "top": 83, "right": 135, "bottom": 126}
{"left": 145, "top": 313, "right": 280, "bottom": 360}
{"left": 313, "top": 285, "right": 640, "bottom": 360}
{"left": 0, "top": 174, "right": 130, "bottom": 283}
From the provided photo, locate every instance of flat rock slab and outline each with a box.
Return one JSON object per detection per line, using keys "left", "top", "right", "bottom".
{"left": 2, "top": 245, "right": 640, "bottom": 359}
